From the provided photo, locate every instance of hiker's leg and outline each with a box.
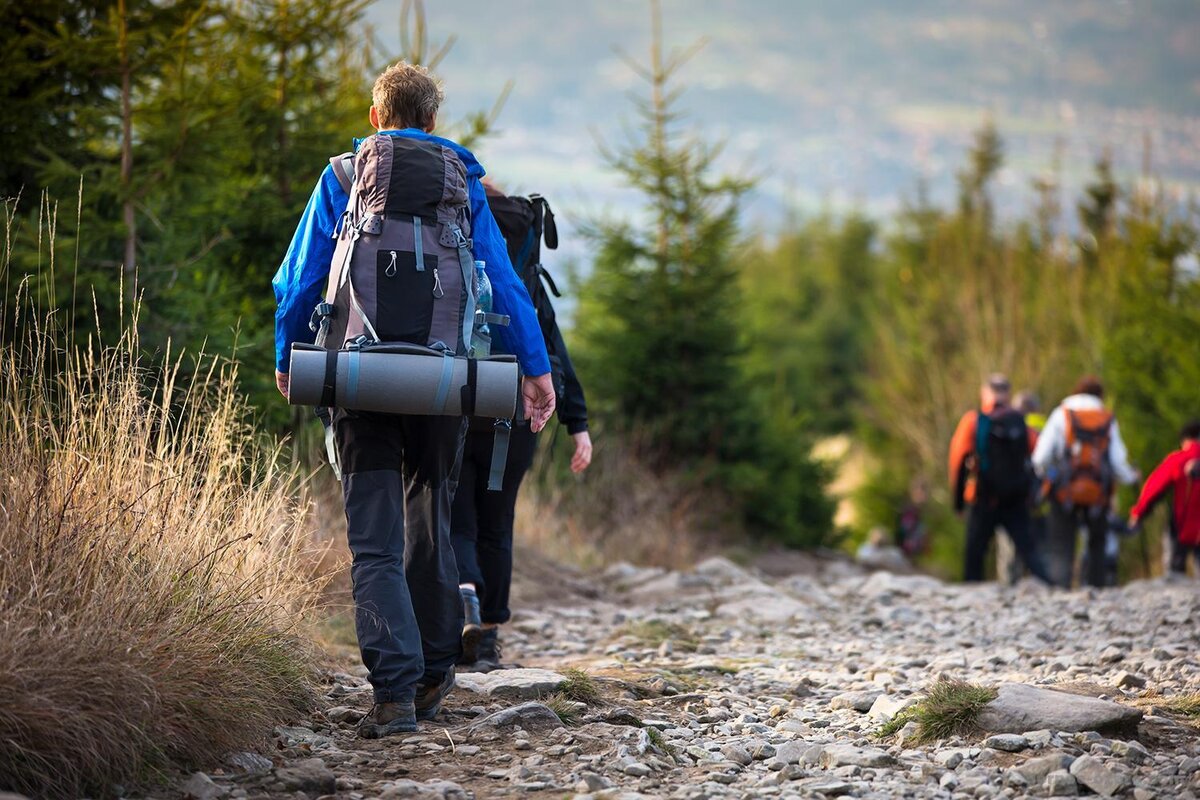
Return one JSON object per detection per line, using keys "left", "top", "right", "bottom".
{"left": 335, "top": 412, "right": 423, "bottom": 704}
{"left": 399, "top": 415, "right": 468, "bottom": 679}
{"left": 1000, "top": 502, "right": 1050, "bottom": 584}
{"left": 449, "top": 431, "right": 484, "bottom": 591}
{"left": 994, "top": 529, "right": 1019, "bottom": 585}
{"left": 1168, "top": 534, "right": 1189, "bottom": 574}
{"left": 474, "top": 424, "right": 538, "bottom": 625}
{"left": 963, "top": 504, "right": 995, "bottom": 582}
{"left": 1083, "top": 511, "right": 1108, "bottom": 588}
{"left": 1044, "top": 503, "right": 1077, "bottom": 588}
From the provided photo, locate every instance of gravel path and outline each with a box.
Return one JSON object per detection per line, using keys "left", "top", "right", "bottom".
{"left": 185, "top": 551, "right": 1200, "bottom": 800}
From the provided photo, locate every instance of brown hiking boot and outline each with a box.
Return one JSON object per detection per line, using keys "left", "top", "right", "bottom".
{"left": 415, "top": 666, "right": 455, "bottom": 721}
{"left": 357, "top": 700, "right": 418, "bottom": 738}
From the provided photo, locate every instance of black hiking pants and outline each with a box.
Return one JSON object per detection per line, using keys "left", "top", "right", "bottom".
{"left": 964, "top": 498, "right": 1050, "bottom": 583}
{"left": 450, "top": 424, "right": 538, "bottom": 625}
{"left": 334, "top": 410, "right": 466, "bottom": 704}
{"left": 1046, "top": 503, "right": 1108, "bottom": 588}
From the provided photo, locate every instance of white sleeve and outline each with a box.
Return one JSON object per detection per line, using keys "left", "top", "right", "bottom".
{"left": 1032, "top": 407, "right": 1064, "bottom": 477}
{"left": 1107, "top": 419, "right": 1138, "bottom": 484}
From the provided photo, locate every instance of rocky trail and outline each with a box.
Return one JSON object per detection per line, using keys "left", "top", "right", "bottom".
{"left": 182, "top": 552, "right": 1200, "bottom": 800}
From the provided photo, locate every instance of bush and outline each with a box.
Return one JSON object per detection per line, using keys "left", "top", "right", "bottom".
{"left": 0, "top": 300, "right": 319, "bottom": 797}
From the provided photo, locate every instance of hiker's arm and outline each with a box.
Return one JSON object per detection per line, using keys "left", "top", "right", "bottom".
{"left": 272, "top": 166, "right": 349, "bottom": 380}
{"left": 546, "top": 315, "right": 588, "bottom": 435}
{"left": 1031, "top": 407, "right": 1063, "bottom": 478}
{"left": 947, "top": 412, "right": 975, "bottom": 493}
{"left": 466, "top": 179, "right": 551, "bottom": 378}
{"left": 1107, "top": 419, "right": 1140, "bottom": 485}
{"left": 1130, "top": 455, "right": 1173, "bottom": 522}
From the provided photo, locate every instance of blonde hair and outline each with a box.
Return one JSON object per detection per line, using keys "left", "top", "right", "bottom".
{"left": 371, "top": 62, "right": 444, "bottom": 130}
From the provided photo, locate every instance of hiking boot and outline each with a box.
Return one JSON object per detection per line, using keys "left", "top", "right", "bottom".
{"left": 415, "top": 666, "right": 455, "bottom": 721}
{"left": 472, "top": 627, "right": 503, "bottom": 673}
{"left": 357, "top": 700, "right": 418, "bottom": 738}
{"left": 460, "top": 587, "right": 483, "bottom": 664}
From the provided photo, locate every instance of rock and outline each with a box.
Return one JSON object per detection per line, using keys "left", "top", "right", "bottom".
{"left": 1015, "top": 753, "right": 1076, "bottom": 785}
{"left": 453, "top": 668, "right": 567, "bottom": 699}
{"left": 720, "top": 743, "right": 753, "bottom": 766}
{"left": 867, "top": 693, "right": 918, "bottom": 721}
{"left": 895, "top": 721, "right": 922, "bottom": 747}
{"left": 797, "top": 778, "right": 853, "bottom": 796}
{"left": 378, "top": 779, "right": 469, "bottom": 799}
{"left": 716, "top": 593, "right": 807, "bottom": 622}
{"left": 857, "top": 571, "right": 943, "bottom": 597}
{"left": 829, "top": 690, "right": 883, "bottom": 712}
{"left": 983, "top": 733, "right": 1030, "bottom": 752}
{"left": 623, "top": 762, "right": 652, "bottom": 777}
{"left": 325, "top": 705, "right": 364, "bottom": 723}
{"left": 274, "top": 758, "right": 336, "bottom": 794}
{"left": 693, "top": 556, "right": 756, "bottom": 585}
{"left": 464, "top": 702, "right": 563, "bottom": 731}
{"left": 1070, "top": 754, "right": 1132, "bottom": 797}
{"left": 1112, "top": 739, "right": 1150, "bottom": 764}
{"left": 977, "top": 683, "right": 1143, "bottom": 734}
{"left": 577, "top": 772, "right": 612, "bottom": 792}
{"left": 1044, "top": 769, "right": 1079, "bottom": 796}
{"left": 1114, "top": 670, "right": 1147, "bottom": 689}
{"left": 224, "top": 751, "right": 273, "bottom": 777}
{"left": 179, "top": 772, "right": 227, "bottom": 800}
{"left": 273, "top": 725, "right": 333, "bottom": 749}
{"left": 937, "top": 750, "right": 964, "bottom": 769}
{"left": 818, "top": 744, "right": 895, "bottom": 769}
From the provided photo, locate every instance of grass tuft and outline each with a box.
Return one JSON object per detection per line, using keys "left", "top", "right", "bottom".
{"left": 619, "top": 619, "right": 700, "bottom": 652}
{"left": 560, "top": 668, "right": 603, "bottom": 706}
{"left": 645, "top": 725, "right": 675, "bottom": 756}
{"left": 543, "top": 692, "right": 584, "bottom": 726}
{"left": 0, "top": 282, "right": 319, "bottom": 796}
{"left": 876, "top": 680, "right": 998, "bottom": 745}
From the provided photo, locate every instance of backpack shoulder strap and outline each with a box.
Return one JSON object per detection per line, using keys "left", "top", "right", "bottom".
{"left": 329, "top": 152, "right": 355, "bottom": 195}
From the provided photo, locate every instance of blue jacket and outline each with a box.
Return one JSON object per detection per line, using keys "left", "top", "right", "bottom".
{"left": 272, "top": 129, "right": 551, "bottom": 377}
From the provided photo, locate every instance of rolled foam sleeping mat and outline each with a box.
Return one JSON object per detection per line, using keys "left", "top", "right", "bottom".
{"left": 287, "top": 342, "right": 519, "bottom": 419}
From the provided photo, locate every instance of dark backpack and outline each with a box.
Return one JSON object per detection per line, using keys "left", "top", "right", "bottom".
{"left": 975, "top": 409, "right": 1032, "bottom": 500}
{"left": 485, "top": 190, "right": 567, "bottom": 403}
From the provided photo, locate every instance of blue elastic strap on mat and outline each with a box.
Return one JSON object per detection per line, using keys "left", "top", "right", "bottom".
{"left": 432, "top": 351, "right": 455, "bottom": 413}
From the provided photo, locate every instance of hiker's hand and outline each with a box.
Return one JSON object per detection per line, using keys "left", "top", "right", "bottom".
{"left": 275, "top": 370, "right": 289, "bottom": 399}
{"left": 522, "top": 373, "right": 556, "bottom": 433}
{"left": 570, "top": 431, "right": 593, "bottom": 473}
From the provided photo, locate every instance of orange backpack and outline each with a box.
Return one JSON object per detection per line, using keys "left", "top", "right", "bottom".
{"left": 1058, "top": 408, "right": 1114, "bottom": 507}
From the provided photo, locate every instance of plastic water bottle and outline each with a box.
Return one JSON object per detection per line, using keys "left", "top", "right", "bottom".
{"left": 473, "top": 260, "right": 493, "bottom": 356}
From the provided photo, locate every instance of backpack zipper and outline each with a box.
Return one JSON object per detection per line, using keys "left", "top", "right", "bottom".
{"left": 385, "top": 250, "right": 397, "bottom": 277}
{"left": 432, "top": 267, "right": 444, "bottom": 298}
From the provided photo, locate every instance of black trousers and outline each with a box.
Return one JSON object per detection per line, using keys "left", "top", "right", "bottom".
{"left": 1168, "top": 534, "right": 1199, "bottom": 574}
{"left": 449, "top": 424, "right": 538, "bottom": 625}
{"left": 334, "top": 411, "right": 466, "bottom": 704}
{"left": 964, "top": 498, "right": 1051, "bottom": 583}
{"left": 1046, "top": 502, "right": 1108, "bottom": 588}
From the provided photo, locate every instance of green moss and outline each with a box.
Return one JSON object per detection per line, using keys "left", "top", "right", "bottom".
{"left": 876, "top": 680, "right": 998, "bottom": 745}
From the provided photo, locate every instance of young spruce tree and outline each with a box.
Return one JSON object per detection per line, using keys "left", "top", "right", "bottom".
{"left": 575, "top": 1, "right": 833, "bottom": 546}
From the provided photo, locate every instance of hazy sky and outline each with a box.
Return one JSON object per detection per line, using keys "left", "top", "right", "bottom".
{"left": 360, "top": 1, "right": 1200, "bottom": 255}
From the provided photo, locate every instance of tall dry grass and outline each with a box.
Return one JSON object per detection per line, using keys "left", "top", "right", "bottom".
{"left": 0, "top": 288, "right": 320, "bottom": 796}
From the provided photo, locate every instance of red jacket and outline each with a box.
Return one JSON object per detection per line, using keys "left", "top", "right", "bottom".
{"left": 1130, "top": 441, "right": 1200, "bottom": 546}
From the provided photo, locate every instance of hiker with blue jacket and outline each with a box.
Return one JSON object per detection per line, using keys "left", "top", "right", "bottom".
{"left": 272, "top": 62, "right": 555, "bottom": 737}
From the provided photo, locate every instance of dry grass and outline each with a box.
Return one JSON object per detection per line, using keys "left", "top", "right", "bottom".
{"left": 515, "top": 429, "right": 727, "bottom": 570}
{"left": 0, "top": 290, "right": 320, "bottom": 795}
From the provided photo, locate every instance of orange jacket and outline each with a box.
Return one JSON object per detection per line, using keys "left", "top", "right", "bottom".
{"left": 949, "top": 406, "right": 1037, "bottom": 506}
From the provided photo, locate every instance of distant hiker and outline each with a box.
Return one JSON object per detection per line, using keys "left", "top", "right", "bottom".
{"left": 1032, "top": 375, "right": 1139, "bottom": 588}
{"left": 271, "top": 62, "right": 555, "bottom": 737}
{"left": 948, "top": 373, "right": 1051, "bottom": 583}
{"left": 1129, "top": 419, "right": 1200, "bottom": 576}
{"left": 452, "top": 185, "right": 592, "bottom": 672}
{"left": 995, "top": 391, "right": 1046, "bottom": 585}
{"left": 894, "top": 478, "right": 929, "bottom": 558}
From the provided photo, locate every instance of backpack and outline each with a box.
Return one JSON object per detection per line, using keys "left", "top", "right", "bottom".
{"left": 1057, "top": 408, "right": 1114, "bottom": 508}
{"left": 309, "top": 137, "right": 514, "bottom": 489}
{"left": 485, "top": 189, "right": 567, "bottom": 403}
{"left": 974, "top": 408, "right": 1032, "bottom": 501}
{"left": 314, "top": 137, "right": 479, "bottom": 355}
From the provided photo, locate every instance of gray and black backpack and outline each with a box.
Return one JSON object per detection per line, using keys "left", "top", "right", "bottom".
{"left": 298, "top": 133, "right": 516, "bottom": 488}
